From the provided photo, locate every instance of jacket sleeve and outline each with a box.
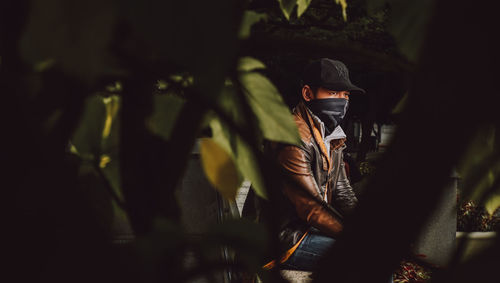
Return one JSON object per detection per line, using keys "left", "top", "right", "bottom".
{"left": 277, "top": 144, "right": 343, "bottom": 237}
{"left": 334, "top": 159, "right": 358, "bottom": 215}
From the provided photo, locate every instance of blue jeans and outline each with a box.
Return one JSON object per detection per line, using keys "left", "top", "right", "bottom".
{"left": 281, "top": 230, "right": 393, "bottom": 283}
{"left": 281, "top": 230, "right": 335, "bottom": 271}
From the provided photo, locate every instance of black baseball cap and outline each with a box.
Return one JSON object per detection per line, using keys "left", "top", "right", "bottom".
{"left": 301, "top": 58, "right": 365, "bottom": 94}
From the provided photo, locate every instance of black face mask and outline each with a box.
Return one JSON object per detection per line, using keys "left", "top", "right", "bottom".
{"left": 305, "top": 98, "right": 349, "bottom": 135}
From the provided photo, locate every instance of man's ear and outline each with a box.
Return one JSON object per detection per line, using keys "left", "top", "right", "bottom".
{"left": 302, "top": 85, "right": 314, "bottom": 101}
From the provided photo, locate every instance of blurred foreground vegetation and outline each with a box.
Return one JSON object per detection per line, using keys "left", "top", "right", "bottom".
{"left": 1, "top": 0, "right": 500, "bottom": 282}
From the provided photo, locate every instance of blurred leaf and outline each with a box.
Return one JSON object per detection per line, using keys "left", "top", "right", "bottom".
{"left": 98, "top": 157, "right": 129, "bottom": 232}
{"left": 392, "top": 92, "right": 408, "bottom": 114}
{"left": 238, "top": 57, "right": 266, "bottom": 72}
{"left": 458, "top": 125, "right": 500, "bottom": 201}
{"left": 77, "top": 163, "right": 115, "bottom": 235}
{"left": 123, "top": 0, "right": 243, "bottom": 97}
{"left": 42, "top": 109, "right": 63, "bottom": 133}
{"left": 459, "top": 126, "right": 495, "bottom": 171}
{"left": 105, "top": 82, "right": 123, "bottom": 93}
{"left": 199, "top": 138, "right": 242, "bottom": 200}
{"left": 204, "top": 219, "right": 269, "bottom": 270}
{"left": 205, "top": 68, "right": 298, "bottom": 199}
{"left": 72, "top": 96, "right": 107, "bottom": 158}
{"left": 136, "top": 218, "right": 186, "bottom": 274}
{"left": 20, "top": 0, "right": 120, "bottom": 84}
{"left": 210, "top": 117, "right": 267, "bottom": 199}
{"left": 102, "top": 96, "right": 120, "bottom": 139}
{"left": 485, "top": 194, "right": 500, "bottom": 215}
{"left": 239, "top": 11, "right": 267, "bottom": 39}
{"left": 367, "top": 0, "right": 433, "bottom": 62}
{"left": 148, "top": 94, "right": 185, "bottom": 141}
{"left": 334, "top": 0, "right": 348, "bottom": 21}
{"left": 100, "top": 158, "right": 124, "bottom": 201}
{"left": 240, "top": 72, "right": 300, "bottom": 145}
{"left": 33, "top": 58, "right": 55, "bottom": 72}
{"left": 278, "top": 0, "right": 296, "bottom": 20}
{"left": 297, "top": 0, "right": 312, "bottom": 18}
{"left": 99, "top": 154, "right": 111, "bottom": 169}
{"left": 156, "top": 80, "right": 168, "bottom": 90}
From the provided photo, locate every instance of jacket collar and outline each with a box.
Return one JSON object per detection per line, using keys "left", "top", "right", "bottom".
{"left": 294, "top": 101, "right": 331, "bottom": 163}
{"left": 294, "top": 101, "right": 347, "bottom": 163}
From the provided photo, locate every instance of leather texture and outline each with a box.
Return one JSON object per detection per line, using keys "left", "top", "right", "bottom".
{"left": 270, "top": 101, "right": 358, "bottom": 250}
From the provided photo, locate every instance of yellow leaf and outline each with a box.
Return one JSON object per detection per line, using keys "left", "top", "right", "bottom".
{"left": 102, "top": 96, "right": 119, "bottom": 139}
{"left": 99, "top": 154, "right": 111, "bottom": 168}
{"left": 200, "top": 138, "right": 242, "bottom": 200}
{"left": 335, "top": 0, "right": 348, "bottom": 21}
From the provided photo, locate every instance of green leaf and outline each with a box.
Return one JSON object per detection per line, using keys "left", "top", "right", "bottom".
{"left": 205, "top": 68, "right": 299, "bottom": 200}
{"left": 278, "top": 0, "right": 297, "bottom": 20}
{"left": 240, "top": 72, "right": 300, "bottom": 145}
{"left": 210, "top": 117, "right": 267, "bottom": 199}
{"left": 200, "top": 138, "right": 243, "bottom": 200}
{"left": 148, "top": 94, "right": 185, "bottom": 141}
{"left": 239, "top": 11, "right": 268, "bottom": 39}
{"left": 20, "top": 0, "right": 120, "bottom": 84}
{"left": 72, "top": 96, "right": 107, "bottom": 158}
{"left": 238, "top": 57, "right": 266, "bottom": 72}
{"left": 297, "top": 0, "right": 312, "bottom": 18}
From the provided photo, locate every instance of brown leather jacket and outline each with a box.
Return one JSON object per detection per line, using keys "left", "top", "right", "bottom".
{"left": 255, "top": 101, "right": 358, "bottom": 252}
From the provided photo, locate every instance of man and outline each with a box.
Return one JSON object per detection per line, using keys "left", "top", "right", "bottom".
{"left": 261, "top": 58, "right": 364, "bottom": 271}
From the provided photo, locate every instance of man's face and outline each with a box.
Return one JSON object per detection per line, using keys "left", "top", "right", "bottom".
{"left": 302, "top": 85, "right": 350, "bottom": 102}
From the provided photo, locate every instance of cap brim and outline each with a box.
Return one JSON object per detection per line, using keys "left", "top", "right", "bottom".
{"left": 322, "top": 82, "right": 366, "bottom": 94}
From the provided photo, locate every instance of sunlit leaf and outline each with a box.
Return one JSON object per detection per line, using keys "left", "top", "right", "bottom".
{"left": 102, "top": 96, "right": 120, "bottom": 139}
{"left": 199, "top": 138, "right": 242, "bottom": 200}
{"left": 239, "top": 11, "right": 267, "bottom": 39}
{"left": 148, "top": 94, "right": 185, "bottom": 141}
{"left": 485, "top": 194, "right": 500, "bottom": 215}
{"left": 240, "top": 72, "right": 300, "bottom": 145}
{"left": 277, "top": 0, "right": 296, "bottom": 20}
{"left": 334, "top": 0, "right": 348, "bottom": 21}
{"left": 209, "top": 117, "right": 267, "bottom": 199}
{"left": 297, "top": 0, "right": 312, "bottom": 18}
{"left": 238, "top": 57, "right": 266, "bottom": 72}
{"left": 207, "top": 85, "right": 267, "bottom": 199}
